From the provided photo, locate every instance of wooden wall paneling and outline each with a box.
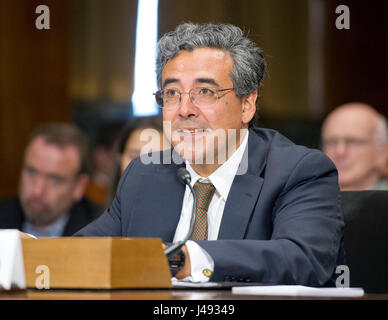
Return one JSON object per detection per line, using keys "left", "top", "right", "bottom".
{"left": 0, "top": 0, "right": 70, "bottom": 197}
{"left": 323, "top": 0, "right": 388, "bottom": 117}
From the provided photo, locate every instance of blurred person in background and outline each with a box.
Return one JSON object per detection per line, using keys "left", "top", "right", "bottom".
{"left": 84, "top": 123, "right": 122, "bottom": 206}
{"left": 0, "top": 123, "right": 102, "bottom": 237}
{"left": 106, "top": 115, "right": 166, "bottom": 206}
{"left": 321, "top": 102, "right": 388, "bottom": 191}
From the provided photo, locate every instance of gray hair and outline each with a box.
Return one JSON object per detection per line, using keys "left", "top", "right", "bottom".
{"left": 156, "top": 23, "right": 267, "bottom": 127}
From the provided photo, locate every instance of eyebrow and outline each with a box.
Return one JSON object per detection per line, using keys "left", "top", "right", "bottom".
{"left": 163, "top": 78, "right": 179, "bottom": 88}
{"left": 195, "top": 78, "right": 219, "bottom": 87}
{"left": 162, "top": 77, "right": 220, "bottom": 88}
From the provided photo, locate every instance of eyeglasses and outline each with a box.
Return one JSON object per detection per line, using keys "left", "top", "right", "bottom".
{"left": 322, "top": 137, "right": 372, "bottom": 150}
{"left": 153, "top": 87, "right": 234, "bottom": 108}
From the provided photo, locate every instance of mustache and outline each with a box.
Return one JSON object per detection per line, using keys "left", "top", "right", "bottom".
{"left": 169, "top": 120, "right": 210, "bottom": 130}
{"left": 25, "top": 197, "right": 46, "bottom": 207}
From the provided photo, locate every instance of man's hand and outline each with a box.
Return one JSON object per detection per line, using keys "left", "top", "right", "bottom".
{"left": 19, "top": 231, "right": 36, "bottom": 239}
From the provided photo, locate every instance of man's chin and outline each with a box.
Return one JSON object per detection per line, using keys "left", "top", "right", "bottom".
{"left": 24, "top": 207, "right": 54, "bottom": 227}
{"left": 174, "top": 148, "right": 225, "bottom": 166}
{"left": 338, "top": 176, "right": 361, "bottom": 190}
{"left": 171, "top": 137, "right": 227, "bottom": 165}
{"left": 175, "top": 149, "right": 206, "bottom": 164}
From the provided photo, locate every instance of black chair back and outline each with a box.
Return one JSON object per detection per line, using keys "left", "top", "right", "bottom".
{"left": 341, "top": 191, "right": 388, "bottom": 293}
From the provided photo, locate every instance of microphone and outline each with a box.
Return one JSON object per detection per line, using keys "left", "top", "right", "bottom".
{"left": 164, "top": 167, "right": 197, "bottom": 259}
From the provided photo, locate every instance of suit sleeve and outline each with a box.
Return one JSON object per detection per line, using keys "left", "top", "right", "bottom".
{"left": 73, "top": 161, "right": 135, "bottom": 237}
{"left": 197, "top": 150, "right": 344, "bottom": 286}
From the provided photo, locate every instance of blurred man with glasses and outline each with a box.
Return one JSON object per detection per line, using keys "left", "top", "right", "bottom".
{"left": 77, "top": 23, "right": 345, "bottom": 287}
{"left": 322, "top": 102, "right": 388, "bottom": 191}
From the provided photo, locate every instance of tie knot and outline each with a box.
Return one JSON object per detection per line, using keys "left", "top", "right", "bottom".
{"left": 193, "top": 181, "right": 216, "bottom": 209}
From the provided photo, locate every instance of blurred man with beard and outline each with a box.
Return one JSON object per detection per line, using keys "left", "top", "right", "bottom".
{"left": 0, "top": 123, "right": 102, "bottom": 237}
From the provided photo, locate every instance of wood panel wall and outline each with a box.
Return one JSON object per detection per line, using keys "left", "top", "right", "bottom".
{"left": 0, "top": 0, "right": 70, "bottom": 197}
{"left": 0, "top": 0, "right": 387, "bottom": 197}
{"left": 323, "top": 0, "right": 388, "bottom": 117}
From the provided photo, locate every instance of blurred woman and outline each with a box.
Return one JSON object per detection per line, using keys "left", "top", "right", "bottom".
{"left": 106, "top": 115, "right": 165, "bottom": 206}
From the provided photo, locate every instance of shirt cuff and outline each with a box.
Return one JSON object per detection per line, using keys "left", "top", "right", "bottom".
{"left": 184, "top": 240, "right": 214, "bottom": 282}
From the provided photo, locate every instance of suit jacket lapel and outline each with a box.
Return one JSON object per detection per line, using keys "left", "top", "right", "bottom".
{"left": 218, "top": 129, "right": 268, "bottom": 239}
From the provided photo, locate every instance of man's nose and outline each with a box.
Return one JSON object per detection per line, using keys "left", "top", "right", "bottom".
{"left": 334, "top": 140, "right": 348, "bottom": 157}
{"left": 178, "top": 93, "right": 199, "bottom": 118}
{"left": 31, "top": 176, "right": 47, "bottom": 197}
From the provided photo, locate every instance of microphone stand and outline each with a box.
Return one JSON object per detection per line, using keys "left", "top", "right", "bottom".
{"left": 164, "top": 170, "right": 197, "bottom": 259}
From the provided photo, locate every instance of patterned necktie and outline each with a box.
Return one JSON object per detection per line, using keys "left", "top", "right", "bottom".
{"left": 190, "top": 181, "right": 216, "bottom": 240}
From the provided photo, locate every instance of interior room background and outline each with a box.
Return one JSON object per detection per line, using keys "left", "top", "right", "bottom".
{"left": 0, "top": 0, "right": 387, "bottom": 198}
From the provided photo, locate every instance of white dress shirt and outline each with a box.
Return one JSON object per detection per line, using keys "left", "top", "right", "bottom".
{"left": 172, "top": 131, "right": 249, "bottom": 282}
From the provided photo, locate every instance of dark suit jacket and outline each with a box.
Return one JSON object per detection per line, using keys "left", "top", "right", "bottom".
{"left": 341, "top": 191, "right": 388, "bottom": 293}
{"left": 75, "top": 128, "right": 345, "bottom": 286}
{"left": 0, "top": 197, "right": 102, "bottom": 236}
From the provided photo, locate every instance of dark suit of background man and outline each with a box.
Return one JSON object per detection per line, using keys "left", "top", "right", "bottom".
{"left": 0, "top": 123, "right": 102, "bottom": 237}
{"left": 76, "top": 23, "right": 345, "bottom": 286}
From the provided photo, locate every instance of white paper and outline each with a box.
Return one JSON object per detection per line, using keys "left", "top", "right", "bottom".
{"left": 172, "top": 278, "right": 224, "bottom": 288}
{"left": 0, "top": 229, "right": 26, "bottom": 290}
{"left": 232, "top": 285, "right": 364, "bottom": 297}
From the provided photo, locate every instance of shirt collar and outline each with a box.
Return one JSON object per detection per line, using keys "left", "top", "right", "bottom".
{"left": 186, "top": 130, "right": 249, "bottom": 201}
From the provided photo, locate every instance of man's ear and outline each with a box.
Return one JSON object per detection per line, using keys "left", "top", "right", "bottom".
{"left": 72, "top": 173, "right": 89, "bottom": 203}
{"left": 241, "top": 91, "right": 258, "bottom": 125}
{"left": 377, "top": 143, "right": 388, "bottom": 172}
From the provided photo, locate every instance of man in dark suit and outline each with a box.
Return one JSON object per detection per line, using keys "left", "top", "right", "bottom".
{"left": 0, "top": 123, "right": 102, "bottom": 237}
{"left": 76, "top": 23, "right": 344, "bottom": 286}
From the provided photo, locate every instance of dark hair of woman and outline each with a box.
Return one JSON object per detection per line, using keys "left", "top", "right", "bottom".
{"left": 105, "top": 115, "right": 164, "bottom": 207}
